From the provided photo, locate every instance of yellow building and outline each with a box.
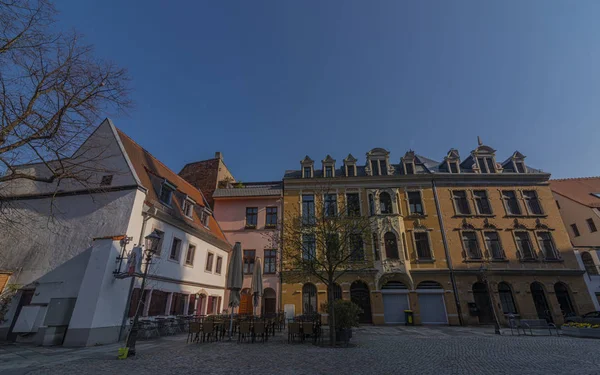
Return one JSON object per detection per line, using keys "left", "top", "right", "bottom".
{"left": 281, "top": 143, "right": 594, "bottom": 326}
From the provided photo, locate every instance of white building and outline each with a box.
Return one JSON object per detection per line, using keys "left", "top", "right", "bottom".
{"left": 551, "top": 177, "right": 600, "bottom": 311}
{"left": 0, "top": 119, "right": 230, "bottom": 346}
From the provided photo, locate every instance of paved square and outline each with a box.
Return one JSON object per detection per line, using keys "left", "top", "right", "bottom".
{"left": 3, "top": 326, "right": 600, "bottom": 375}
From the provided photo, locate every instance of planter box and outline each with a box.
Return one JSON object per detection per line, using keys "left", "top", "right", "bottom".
{"left": 561, "top": 327, "right": 600, "bottom": 339}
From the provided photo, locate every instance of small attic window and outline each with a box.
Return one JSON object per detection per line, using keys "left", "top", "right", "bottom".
{"left": 159, "top": 181, "right": 176, "bottom": 206}
{"left": 200, "top": 208, "right": 210, "bottom": 227}
{"left": 303, "top": 166, "right": 312, "bottom": 178}
{"left": 515, "top": 161, "right": 526, "bottom": 173}
{"left": 182, "top": 197, "right": 195, "bottom": 219}
{"left": 404, "top": 162, "right": 415, "bottom": 175}
{"left": 325, "top": 166, "right": 333, "bottom": 178}
{"left": 100, "top": 175, "right": 113, "bottom": 186}
{"left": 346, "top": 165, "right": 355, "bottom": 177}
{"left": 449, "top": 162, "right": 459, "bottom": 174}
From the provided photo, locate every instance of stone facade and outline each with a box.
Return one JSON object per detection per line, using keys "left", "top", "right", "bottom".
{"left": 281, "top": 144, "right": 594, "bottom": 326}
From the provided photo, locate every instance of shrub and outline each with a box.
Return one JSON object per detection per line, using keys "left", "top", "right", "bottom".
{"left": 322, "top": 299, "right": 363, "bottom": 330}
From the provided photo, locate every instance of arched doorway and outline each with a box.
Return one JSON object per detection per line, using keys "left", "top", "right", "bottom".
{"left": 530, "top": 282, "right": 553, "bottom": 322}
{"left": 302, "top": 283, "right": 317, "bottom": 314}
{"left": 384, "top": 232, "right": 399, "bottom": 259}
{"left": 239, "top": 288, "right": 253, "bottom": 315}
{"left": 472, "top": 282, "right": 494, "bottom": 324}
{"left": 351, "top": 281, "right": 372, "bottom": 323}
{"left": 497, "top": 282, "right": 518, "bottom": 315}
{"left": 263, "top": 288, "right": 277, "bottom": 315}
{"left": 417, "top": 281, "right": 447, "bottom": 324}
{"left": 381, "top": 281, "right": 409, "bottom": 324}
{"left": 554, "top": 282, "right": 575, "bottom": 318}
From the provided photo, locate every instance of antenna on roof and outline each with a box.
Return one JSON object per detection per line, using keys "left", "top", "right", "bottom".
{"left": 477, "top": 136, "right": 483, "bottom": 146}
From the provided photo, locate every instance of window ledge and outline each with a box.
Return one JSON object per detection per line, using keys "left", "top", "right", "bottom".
{"left": 245, "top": 225, "right": 257, "bottom": 230}
{"left": 407, "top": 214, "right": 426, "bottom": 219}
{"left": 519, "top": 259, "right": 539, "bottom": 263}
{"left": 462, "top": 259, "right": 485, "bottom": 263}
{"left": 184, "top": 263, "right": 194, "bottom": 268}
{"left": 265, "top": 225, "right": 277, "bottom": 229}
{"left": 475, "top": 214, "right": 495, "bottom": 217}
{"left": 415, "top": 259, "right": 435, "bottom": 263}
{"left": 168, "top": 258, "right": 181, "bottom": 264}
{"left": 453, "top": 214, "right": 474, "bottom": 218}
{"left": 490, "top": 259, "right": 509, "bottom": 263}
{"left": 543, "top": 259, "right": 564, "bottom": 263}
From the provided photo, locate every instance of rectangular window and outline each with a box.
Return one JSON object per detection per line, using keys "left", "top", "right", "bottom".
{"left": 325, "top": 166, "right": 333, "bottom": 177}
{"left": 462, "top": 232, "right": 481, "bottom": 259}
{"left": 587, "top": 218, "right": 597, "bottom": 233}
{"left": 515, "top": 161, "right": 526, "bottom": 173}
{"left": 370, "top": 160, "right": 379, "bottom": 176}
{"left": 537, "top": 232, "right": 558, "bottom": 260}
{"left": 515, "top": 232, "right": 535, "bottom": 260}
{"left": 302, "top": 195, "right": 315, "bottom": 225}
{"left": 405, "top": 163, "right": 414, "bottom": 175}
{"left": 245, "top": 207, "right": 258, "bottom": 228}
{"left": 205, "top": 252, "right": 214, "bottom": 272}
{"left": 185, "top": 244, "right": 196, "bottom": 266}
{"left": 484, "top": 231, "right": 504, "bottom": 260}
{"left": 502, "top": 191, "right": 521, "bottom": 215}
{"left": 265, "top": 207, "right": 278, "bottom": 227}
{"left": 324, "top": 194, "right": 337, "bottom": 217}
{"left": 215, "top": 256, "right": 223, "bottom": 274}
{"left": 183, "top": 199, "right": 194, "bottom": 218}
{"left": 372, "top": 233, "right": 380, "bottom": 261}
{"left": 473, "top": 190, "right": 492, "bottom": 215}
{"left": 303, "top": 167, "right": 311, "bottom": 178}
{"left": 346, "top": 193, "right": 360, "bottom": 217}
{"left": 571, "top": 223, "right": 580, "bottom": 237}
{"left": 302, "top": 234, "right": 316, "bottom": 260}
{"left": 449, "top": 162, "right": 459, "bottom": 174}
{"left": 264, "top": 249, "right": 276, "bottom": 274}
{"left": 169, "top": 237, "right": 182, "bottom": 261}
{"left": 453, "top": 191, "right": 471, "bottom": 215}
{"left": 347, "top": 165, "right": 355, "bottom": 177}
{"left": 523, "top": 190, "right": 543, "bottom": 215}
{"left": 200, "top": 209, "right": 210, "bottom": 226}
{"left": 477, "top": 157, "right": 495, "bottom": 173}
{"left": 159, "top": 184, "right": 174, "bottom": 205}
{"left": 349, "top": 234, "right": 364, "bottom": 261}
{"left": 170, "top": 293, "right": 185, "bottom": 316}
{"left": 243, "top": 250, "right": 255, "bottom": 274}
{"left": 414, "top": 232, "right": 431, "bottom": 259}
{"left": 380, "top": 160, "right": 388, "bottom": 175}
{"left": 153, "top": 229, "right": 165, "bottom": 256}
{"left": 408, "top": 191, "right": 424, "bottom": 215}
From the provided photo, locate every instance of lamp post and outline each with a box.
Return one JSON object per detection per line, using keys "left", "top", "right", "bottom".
{"left": 479, "top": 265, "right": 501, "bottom": 335}
{"left": 125, "top": 230, "right": 162, "bottom": 356}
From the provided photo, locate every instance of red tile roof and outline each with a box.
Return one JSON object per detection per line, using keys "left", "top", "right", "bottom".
{"left": 115, "top": 128, "right": 230, "bottom": 247}
{"left": 550, "top": 177, "right": 600, "bottom": 208}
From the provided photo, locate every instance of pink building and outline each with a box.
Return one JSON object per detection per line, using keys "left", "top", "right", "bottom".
{"left": 213, "top": 182, "right": 282, "bottom": 315}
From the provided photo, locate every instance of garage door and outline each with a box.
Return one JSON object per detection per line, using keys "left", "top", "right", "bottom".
{"left": 383, "top": 294, "right": 410, "bottom": 324}
{"left": 417, "top": 293, "right": 447, "bottom": 324}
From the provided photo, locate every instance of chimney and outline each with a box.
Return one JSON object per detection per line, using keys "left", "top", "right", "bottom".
{"left": 215, "top": 152, "right": 222, "bottom": 160}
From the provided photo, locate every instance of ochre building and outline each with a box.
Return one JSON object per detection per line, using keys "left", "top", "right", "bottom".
{"left": 281, "top": 141, "right": 594, "bottom": 326}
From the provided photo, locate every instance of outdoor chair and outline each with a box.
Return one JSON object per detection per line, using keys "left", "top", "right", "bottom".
{"left": 302, "top": 322, "right": 316, "bottom": 344}
{"left": 253, "top": 322, "right": 266, "bottom": 343}
{"left": 238, "top": 322, "right": 251, "bottom": 343}
{"left": 188, "top": 322, "right": 201, "bottom": 343}
{"left": 288, "top": 322, "right": 301, "bottom": 343}
{"left": 202, "top": 322, "right": 215, "bottom": 342}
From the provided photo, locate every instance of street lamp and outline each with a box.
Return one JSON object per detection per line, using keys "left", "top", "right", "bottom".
{"left": 125, "top": 230, "right": 162, "bottom": 356}
{"left": 479, "top": 265, "right": 501, "bottom": 335}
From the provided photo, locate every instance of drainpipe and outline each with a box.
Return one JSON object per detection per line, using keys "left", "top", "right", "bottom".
{"left": 432, "top": 179, "right": 464, "bottom": 326}
{"left": 279, "top": 181, "right": 284, "bottom": 314}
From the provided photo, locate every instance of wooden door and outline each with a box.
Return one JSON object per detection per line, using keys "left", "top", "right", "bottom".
{"left": 239, "top": 293, "right": 253, "bottom": 315}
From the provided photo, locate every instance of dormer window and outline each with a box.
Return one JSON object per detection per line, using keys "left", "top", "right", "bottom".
{"left": 404, "top": 162, "right": 415, "bottom": 175}
{"left": 200, "top": 208, "right": 210, "bottom": 227}
{"left": 370, "top": 159, "right": 388, "bottom": 176}
{"left": 325, "top": 166, "right": 333, "bottom": 177}
{"left": 159, "top": 181, "right": 176, "bottom": 206}
{"left": 402, "top": 150, "right": 416, "bottom": 175}
{"left": 321, "top": 155, "right": 336, "bottom": 178}
{"left": 344, "top": 154, "right": 357, "bottom": 177}
{"left": 515, "top": 160, "right": 526, "bottom": 173}
{"left": 366, "top": 148, "right": 391, "bottom": 176}
{"left": 182, "top": 197, "right": 195, "bottom": 219}
{"left": 301, "top": 155, "right": 314, "bottom": 178}
{"left": 477, "top": 157, "right": 496, "bottom": 174}
{"left": 449, "top": 162, "right": 459, "bottom": 173}
{"left": 443, "top": 149, "right": 461, "bottom": 174}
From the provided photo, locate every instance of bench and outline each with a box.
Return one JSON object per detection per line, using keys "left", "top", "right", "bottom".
{"left": 518, "top": 319, "right": 560, "bottom": 336}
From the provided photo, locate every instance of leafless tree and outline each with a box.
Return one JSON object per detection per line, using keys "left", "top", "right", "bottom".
{"left": 0, "top": 0, "right": 130, "bottom": 189}
{"left": 276, "top": 184, "right": 373, "bottom": 346}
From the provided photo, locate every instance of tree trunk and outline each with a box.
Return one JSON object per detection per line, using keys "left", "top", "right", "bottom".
{"left": 328, "top": 279, "right": 335, "bottom": 347}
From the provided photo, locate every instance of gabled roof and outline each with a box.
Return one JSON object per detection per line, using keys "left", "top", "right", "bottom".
{"left": 322, "top": 155, "right": 335, "bottom": 163}
{"left": 550, "top": 177, "right": 600, "bottom": 208}
{"left": 115, "top": 128, "right": 229, "bottom": 248}
{"left": 301, "top": 155, "right": 314, "bottom": 164}
{"left": 344, "top": 154, "right": 357, "bottom": 163}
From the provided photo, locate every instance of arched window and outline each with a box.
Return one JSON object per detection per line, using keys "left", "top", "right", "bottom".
{"left": 382, "top": 281, "right": 408, "bottom": 289}
{"left": 380, "top": 192, "right": 393, "bottom": 214}
{"left": 417, "top": 281, "right": 443, "bottom": 289}
{"left": 302, "top": 283, "right": 317, "bottom": 314}
{"left": 384, "top": 232, "right": 399, "bottom": 259}
{"left": 498, "top": 282, "right": 517, "bottom": 314}
{"left": 582, "top": 252, "right": 598, "bottom": 275}
{"left": 369, "top": 194, "right": 375, "bottom": 216}
{"left": 554, "top": 282, "right": 575, "bottom": 317}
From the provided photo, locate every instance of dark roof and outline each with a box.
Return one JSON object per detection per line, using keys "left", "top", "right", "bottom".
{"left": 213, "top": 181, "right": 282, "bottom": 198}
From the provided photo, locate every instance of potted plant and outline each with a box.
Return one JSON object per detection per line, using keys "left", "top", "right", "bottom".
{"left": 323, "top": 300, "right": 362, "bottom": 345}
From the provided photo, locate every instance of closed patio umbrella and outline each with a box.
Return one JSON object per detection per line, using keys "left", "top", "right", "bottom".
{"left": 251, "top": 257, "right": 263, "bottom": 316}
{"left": 226, "top": 242, "right": 243, "bottom": 338}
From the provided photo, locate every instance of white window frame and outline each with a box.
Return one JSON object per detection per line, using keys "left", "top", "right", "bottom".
{"left": 185, "top": 243, "right": 196, "bottom": 266}
{"left": 215, "top": 255, "right": 223, "bottom": 274}
{"left": 406, "top": 190, "right": 426, "bottom": 216}
{"left": 159, "top": 180, "right": 176, "bottom": 206}
{"left": 205, "top": 251, "right": 215, "bottom": 272}
{"left": 169, "top": 236, "right": 183, "bottom": 262}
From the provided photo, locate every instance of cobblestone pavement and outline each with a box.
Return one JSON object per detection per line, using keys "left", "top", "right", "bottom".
{"left": 3, "top": 326, "right": 600, "bottom": 375}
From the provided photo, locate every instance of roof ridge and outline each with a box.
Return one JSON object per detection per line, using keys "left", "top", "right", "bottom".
{"left": 550, "top": 176, "right": 600, "bottom": 182}
{"left": 115, "top": 127, "right": 211, "bottom": 207}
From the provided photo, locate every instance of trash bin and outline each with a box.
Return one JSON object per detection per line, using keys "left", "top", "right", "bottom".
{"left": 404, "top": 310, "right": 414, "bottom": 326}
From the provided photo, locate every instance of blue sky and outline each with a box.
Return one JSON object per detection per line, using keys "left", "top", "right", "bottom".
{"left": 57, "top": 1, "right": 600, "bottom": 181}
